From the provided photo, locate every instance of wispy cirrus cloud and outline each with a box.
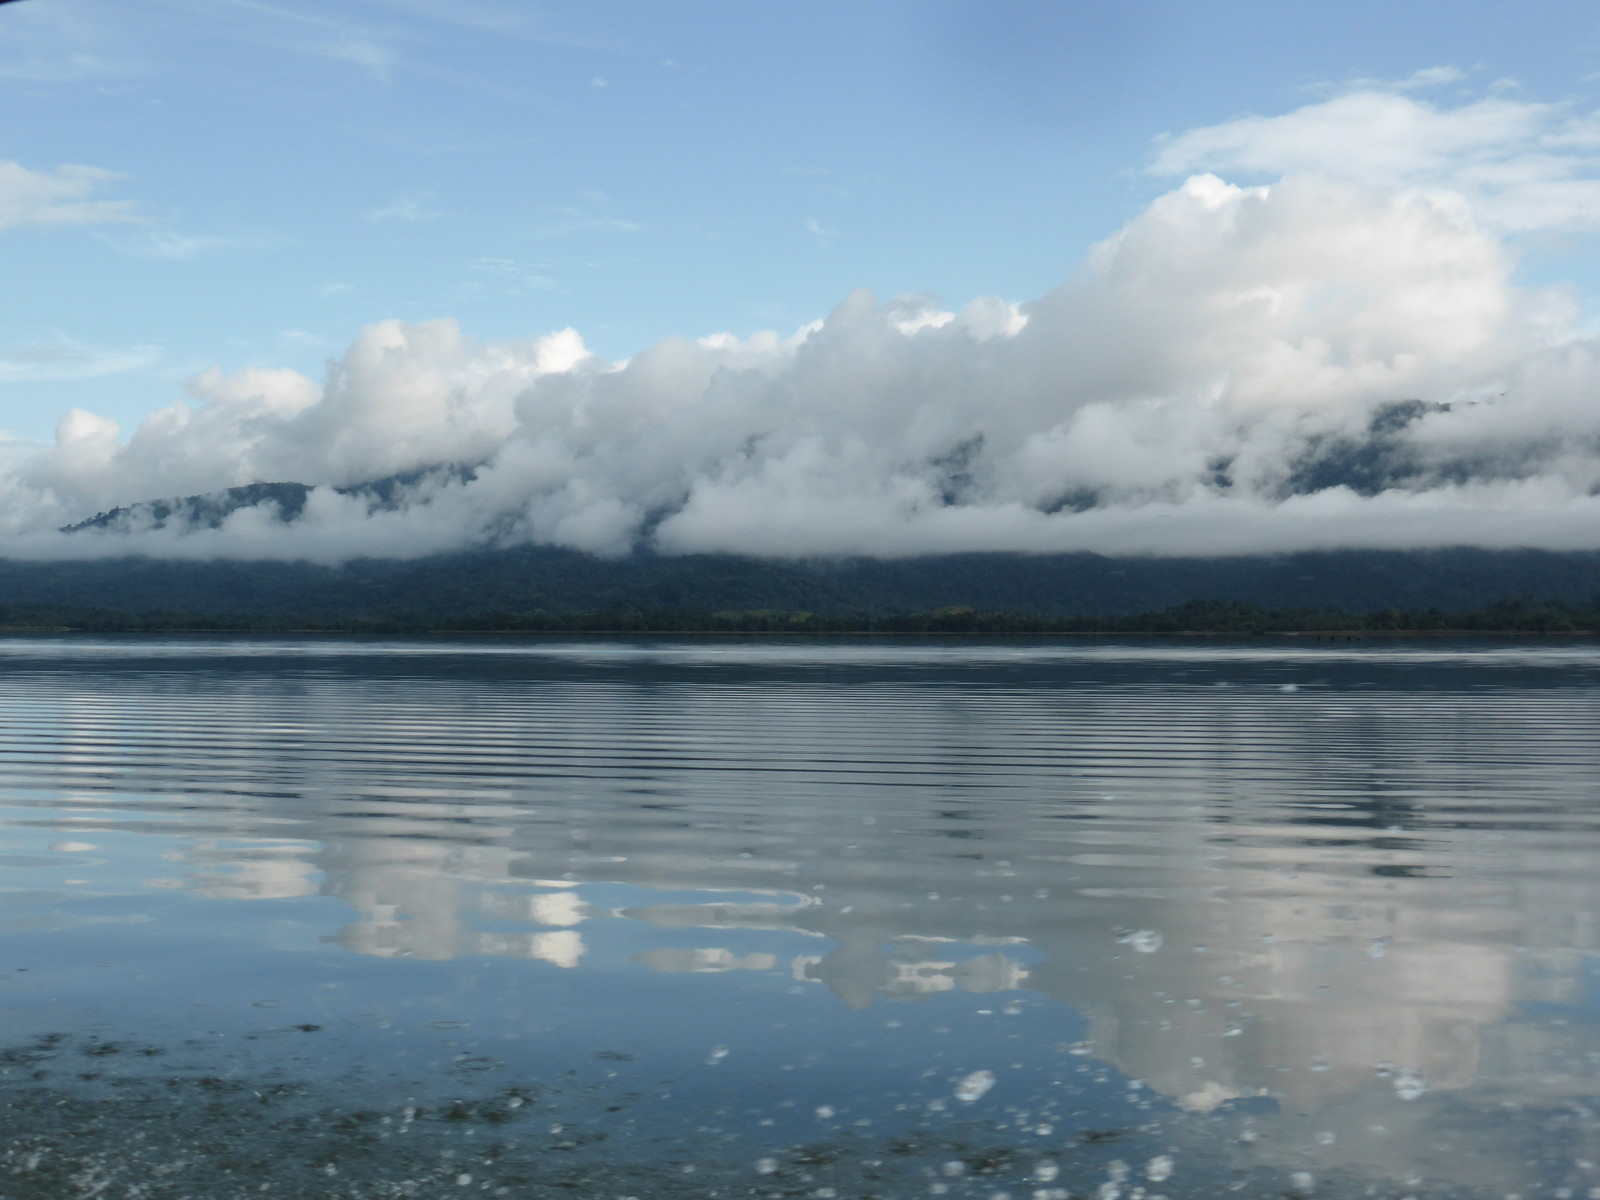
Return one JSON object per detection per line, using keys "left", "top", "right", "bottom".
{"left": 469, "top": 256, "right": 559, "bottom": 291}
{"left": 99, "top": 228, "right": 280, "bottom": 261}
{"left": 146, "top": 0, "right": 401, "bottom": 79}
{"left": 361, "top": 0, "right": 626, "bottom": 52}
{"left": 365, "top": 190, "right": 440, "bottom": 223}
{"left": 1324, "top": 65, "right": 1470, "bottom": 96}
{"left": 782, "top": 165, "right": 886, "bottom": 201}
{"left": 526, "top": 204, "right": 642, "bottom": 239}
{"left": 0, "top": 337, "right": 159, "bottom": 384}
{"left": 447, "top": 257, "right": 561, "bottom": 303}
{"left": 0, "top": 161, "right": 133, "bottom": 231}
{"left": 0, "top": 1, "right": 138, "bottom": 83}
{"left": 805, "top": 217, "right": 839, "bottom": 249}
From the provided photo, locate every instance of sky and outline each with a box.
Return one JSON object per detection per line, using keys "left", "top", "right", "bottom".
{"left": 9, "top": 0, "right": 1600, "bottom": 560}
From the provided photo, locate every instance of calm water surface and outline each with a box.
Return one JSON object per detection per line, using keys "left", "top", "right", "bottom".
{"left": 1, "top": 636, "right": 1598, "bottom": 1199}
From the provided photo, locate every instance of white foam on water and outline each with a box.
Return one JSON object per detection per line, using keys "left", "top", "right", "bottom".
{"left": 954, "top": 1069, "right": 997, "bottom": 1103}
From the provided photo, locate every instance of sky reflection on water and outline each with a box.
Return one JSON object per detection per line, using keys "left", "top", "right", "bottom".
{"left": 1, "top": 637, "right": 1598, "bottom": 1198}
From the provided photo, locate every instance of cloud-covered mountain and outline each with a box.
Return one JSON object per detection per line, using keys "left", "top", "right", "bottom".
{"left": 12, "top": 83, "right": 1600, "bottom": 564}
{"left": 59, "top": 467, "right": 477, "bottom": 536}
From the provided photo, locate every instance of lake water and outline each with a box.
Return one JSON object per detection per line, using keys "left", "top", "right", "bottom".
{"left": 1, "top": 636, "right": 1598, "bottom": 1199}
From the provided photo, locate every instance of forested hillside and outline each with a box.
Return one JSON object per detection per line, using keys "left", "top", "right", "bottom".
{"left": 2, "top": 545, "right": 1599, "bottom": 627}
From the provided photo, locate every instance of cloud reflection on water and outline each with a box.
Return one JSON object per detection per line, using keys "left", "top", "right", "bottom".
{"left": 3, "top": 640, "right": 1600, "bottom": 1194}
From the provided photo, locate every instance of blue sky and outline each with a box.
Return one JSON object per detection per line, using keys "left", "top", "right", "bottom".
{"left": 11, "top": 1, "right": 1600, "bottom": 559}
{"left": 7, "top": 0, "right": 1600, "bottom": 441}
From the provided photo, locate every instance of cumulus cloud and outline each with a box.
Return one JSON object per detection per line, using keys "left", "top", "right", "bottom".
{"left": 10, "top": 79, "right": 1600, "bottom": 563}
{"left": 0, "top": 161, "right": 132, "bottom": 231}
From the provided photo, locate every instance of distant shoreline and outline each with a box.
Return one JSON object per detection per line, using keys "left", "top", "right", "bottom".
{"left": 1, "top": 598, "right": 1597, "bottom": 638}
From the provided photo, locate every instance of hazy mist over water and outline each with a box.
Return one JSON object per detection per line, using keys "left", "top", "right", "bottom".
{"left": 1, "top": 637, "right": 1599, "bottom": 1197}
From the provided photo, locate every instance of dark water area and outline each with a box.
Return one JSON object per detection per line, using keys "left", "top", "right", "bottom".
{"left": 1, "top": 636, "right": 1598, "bottom": 1199}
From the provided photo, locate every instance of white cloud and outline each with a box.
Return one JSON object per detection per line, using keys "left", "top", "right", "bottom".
{"left": 322, "top": 34, "right": 394, "bottom": 77}
{"left": 0, "top": 161, "right": 133, "bottom": 231}
{"left": 470, "top": 256, "right": 559, "bottom": 291}
{"left": 806, "top": 216, "right": 839, "bottom": 249}
{"left": 151, "top": 0, "right": 401, "bottom": 78}
{"left": 0, "top": 337, "right": 160, "bottom": 384}
{"left": 10, "top": 79, "right": 1600, "bottom": 562}
{"left": 1333, "top": 65, "right": 1468, "bottom": 94}
{"left": 361, "top": 0, "right": 620, "bottom": 52}
{"left": 99, "top": 229, "right": 242, "bottom": 260}
{"left": 529, "top": 205, "right": 642, "bottom": 238}
{"left": 366, "top": 191, "right": 439, "bottom": 223}
{"left": 1151, "top": 83, "right": 1600, "bottom": 233}
{"left": 1399, "top": 65, "right": 1468, "bottom": 90}
{"left": 0, "top": 2, "right": 135, "bottom": 82}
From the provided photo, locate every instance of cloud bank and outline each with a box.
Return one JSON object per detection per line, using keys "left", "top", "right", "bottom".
{"left": 13, "top": 79, "right": 1600, "bottom": 563}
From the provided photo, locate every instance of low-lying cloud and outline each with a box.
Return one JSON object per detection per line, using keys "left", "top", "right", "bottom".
{"left": 12, "top": 79, "right": 1600, "bottom": 563}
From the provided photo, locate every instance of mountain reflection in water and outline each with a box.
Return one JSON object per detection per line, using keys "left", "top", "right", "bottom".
{"left": 1, "top": 637, "right": 1598, "bottom": 1197}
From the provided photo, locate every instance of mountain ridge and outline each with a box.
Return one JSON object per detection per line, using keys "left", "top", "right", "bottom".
{"left": 60, "top": 466, "right": 479, "bottom": 536}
